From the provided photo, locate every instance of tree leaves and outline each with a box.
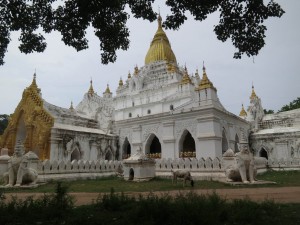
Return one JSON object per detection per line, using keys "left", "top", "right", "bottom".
{"left": 0, "top": 0, "right": 284, "bottom": 65}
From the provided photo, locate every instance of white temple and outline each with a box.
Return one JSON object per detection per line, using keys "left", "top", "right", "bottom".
{"left": 1, "top": 15, "right": 299, "bottom": 163}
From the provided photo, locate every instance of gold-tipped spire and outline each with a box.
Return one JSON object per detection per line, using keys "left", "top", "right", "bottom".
{"left": 88, "top": 79, "right": 94, "bottom": 96}
{"left": 134, "top": 65, "right": 139, "bottom": 75}
{"left": 195, "top": 64, "right": 216, "bottom": 91}
{"left": 29, "top": 72, "right": 41, "bottom": 93}
{"left": 181, "top": 66, "right": 192, "bottom": 85}
{"left": 195, "top": 69, "right": 200, "bottom": 79}
{"left": 104, "top": 84, "right": 112, "bottom": 94}
{"left": 239, "top": 104, "right": 247, "bottom": 117}
{"left": 128, "top": 71, "right": 131, "bottom": 79}
{"left": 69, "top": 101, "right": 74, "bottom": 110}
{"left": 145, "top": 14, "right": 177, "bottom": 65}
{"left": 119, "top": 77, "right": 123, "bottom": 87}
{"left": 250, "top": 84, "right": 257, "bottom": 99}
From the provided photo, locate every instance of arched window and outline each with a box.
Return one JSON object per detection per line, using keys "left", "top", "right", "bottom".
{"left": 145, "top": 134, "right": 161, "bottom": 158}
{"left": 170, "top": 105, "right": 174, "bottom": 110}
{"left": 147, "top": 109, "right": 151, "bottom": 114}
{"left": 71, "top": 147, "right": 81, "bottom": 161}
{"left": 259, "top": 148, "right": 268, "bottom": 159}
{"left": 179, "top": 130, "right": 196, "bottom": 158}
{"left": 222, "top": 128, "right": 228, "bottom": 154}
{"left": 234, "top": 134, "right": 239, "bottom": 153}
{"left": 122, "top": 138, "right": 131, "bottom": 159}
{"left": 129, "top": 113, "right": 132, "bottom": 118}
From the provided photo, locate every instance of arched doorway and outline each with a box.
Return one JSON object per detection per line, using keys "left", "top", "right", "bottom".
{"left": 122, "top": 138, "right": 131, "bottom": 159}
{"left": 145, "top": 134, "right": 161, "bottom": 158}
{"left": 71, "top": 147, "right": 81, "bottom": 161}
{"left": 234, "top": 134, "right": 239, "bottom": 153}
{"left": 259, "top": 148, "right": 268, "bottom": 159}
{"left": 222, "top": 128, "right": 228, "bottom": 154}
{"left": 179, "top": 130, "right": 196, "bottom": 158}
{"left": 129, "top": 168, "right": 134, "bottom": 181}
{"left": 105, "top": 148, "right": 113, "bottom": 160}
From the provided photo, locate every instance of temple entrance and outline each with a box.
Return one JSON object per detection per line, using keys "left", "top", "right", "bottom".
{"left": 259, "top": 148, "right": 268, "bottom": 159}
{"left": 71, "top": 147, "right": 81, "bottom": 161}
{"left": 222, "top": 128, "right": 228, "bottom": 154}
{"left": 129, "top": 168, "right": 134, "bottom": 180}
{"left": 179, "top": 130, "right": 196, "bottom": 158}
{"left": 145, "top": 134, "right": 161, "bottom": 158}
{"left": 105, "top": 148, "right": 113, "bottom": 160}
{"left": 123, "top": 138, "right": 131, "bottom": 159}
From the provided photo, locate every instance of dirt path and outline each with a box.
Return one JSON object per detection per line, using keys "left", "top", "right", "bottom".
{"left": 4, "top": 187, "right": 300, "bottom": 206}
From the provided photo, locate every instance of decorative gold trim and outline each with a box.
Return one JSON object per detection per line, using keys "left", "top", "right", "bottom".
{"left": 88, "top": 79, "right": 95, "bottom": 96}
{"left": 145, "top": 15, "right": 177, "bottom": 65}
{"left": 104, "top": 84, "right": 112, "bottom": 94}
{"left": 239, "top": 104, "right": 247, "bottom": 117}
{"left": 0, "top": 74, "right": 54, "bottom": 160}
{"left": 180, "top": 66, "right": 192, "bottom": 85}
{"left": 195, "top": 66, "right": 216, "bottom": 91}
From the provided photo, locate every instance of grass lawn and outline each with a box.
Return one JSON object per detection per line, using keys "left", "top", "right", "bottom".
{"left": 1, "top": 169, "right": 299, "bottom": 193}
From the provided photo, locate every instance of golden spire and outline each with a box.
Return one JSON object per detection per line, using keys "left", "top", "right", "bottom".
{"left": 29, "top": 72, "right": 41, "bottom": 93}
{"left": 145, "top": 14, "right": 177, "bottom": 65}
{"left": 88, "top": 79, "right": 94, "bottom": 96}
{"left": 104, "top": 84, "right": 112, "bottom": 94}
{"left": 195, "top": 69, "right": 200, "bottom": 80}
{"left": 180, "top": 66, "right": 192, "bottom": 85}
{"left": 195, "top": 64, "right": 216, "bottom": 91}
{"left": 119, "top": 77, "right": 123, "bottom": 87}
{"left": 250, "top": 84, "right": 257, "bottom": 99}
{"left": 69, "top": 101, "right": 74, "bottom": 110}
{"left": 134, "top": 65, "right": 139, "bottom": 75}
{"left": 239, "top": 104, "right": 247, "bottom": 117}
{"left": 128, "top": 71, "right": 131, "bottom": 79}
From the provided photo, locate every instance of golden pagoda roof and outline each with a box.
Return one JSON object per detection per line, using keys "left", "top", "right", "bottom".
{"left": 119, "top": 77, "right": 123, "bottom": 87}
{"left": 104, "top": 84, "right": 112, "bottom": 94}
{"left": 145, "top": 15, "right": 177, "bottom": 65}
{"left": 250, "top": 85, "right": 257, "bottom": 99}
{"left": 195, "top": 66, "right": 216, "bottom": 91}
{"left": 88, "top": 80, "right": 94, "bottom": 96}
{"left": 180, "top": 66, "right": 192, "bottom": 85}
{"left": 239, "top": 104, "right": 247, "bottom": 117}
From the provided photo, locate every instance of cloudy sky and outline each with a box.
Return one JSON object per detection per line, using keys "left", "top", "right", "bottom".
{"left": 0, "top": 0, "right": 299, "bottom": 116}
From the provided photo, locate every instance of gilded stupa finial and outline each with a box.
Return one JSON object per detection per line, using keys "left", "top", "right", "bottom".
{"left": 181, "top": 65, "right": 192, "bottom": 85}
{"left": 134, "top": 65, "right": 139, "bottom": 75}
{"left": 88, "top": 79, "right": 95, "bottom": 96}
{"left": 69, "top": 101, "right": 74, "bottom": 110}
{"left": 104, "top": 84, "right": 112, "bottom": 94}
{"left": 30, "top": 72, "right": 38, "bottom": 88}
{"left": 145, "top": 13, "right": 177, "bottom": 65}
{"left": 250, "top": 83, "right": 257, "bottom": 99}
{"left": 195, "top": 63, "right": 216, "bottom": 91}
{"left": 119, "top": 77, "right": 123, "bottom": 87}
{"left": 195, "top": 68, "right": 200, "bottom": 79}
{"left": 239, "top": 104, "right": 247, "bottom": 117}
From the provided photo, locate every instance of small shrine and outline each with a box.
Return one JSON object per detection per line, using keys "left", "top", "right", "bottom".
{"left": 123, "top": 147, "right": 155, "bottom": 181}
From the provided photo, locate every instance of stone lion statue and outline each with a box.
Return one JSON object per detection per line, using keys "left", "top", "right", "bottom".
{"left": 224, "top": 133, "right": 256, "bottom": 184}
{"left": 3, "top": 141, "right": 39, "bottom": 187}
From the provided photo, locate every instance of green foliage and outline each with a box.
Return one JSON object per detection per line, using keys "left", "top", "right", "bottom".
{"left": 0, "top": 0, "right": 284, "bottom": 65}
{"left": 263, "top": 109, "right": 274, "bottom": 114}
{"left": 279, "top": 97, "right": 300, "bottom": 112}
{"left": 0, "top": 114, "right": 9, "bottom": 135}
{"left": 0, "top": 182, "right": 74, "bottom": 225}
